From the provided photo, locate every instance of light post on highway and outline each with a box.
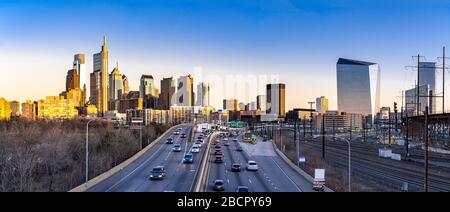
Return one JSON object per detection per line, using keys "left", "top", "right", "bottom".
{"left": 85, "top": 118, "right": 98, "bottom": 183}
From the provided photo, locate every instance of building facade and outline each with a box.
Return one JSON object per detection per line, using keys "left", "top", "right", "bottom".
{"left": 196, "top": 82, "right": 210, "bottom": 107}
{"left": 109, "top": 64, "right": 124, "bottom": 111}
{"left": 174, "top": 75, "right": 194, "bottom": 106}
{"left": 92, "top": 36, "right": 109, "bottom": 115}
{"left": 256, "top": 95, "right": 266, "bottom": 112}
{"left": 37, "top": 96, "right": 79, "bottom": 119}
{"left": 160, "top": 77, "right": 176, "bottom": 110}
{"left": 73, "top": 53, "right": 86, "bottom": 104}
{"left": 266, "top": 83, "right": 285, "bottom": 117}
{"left": 337, "top": 58, "right": 380, "bottom": 117}
{"left": 316, "top": 96, "right": 329, "bottom": 114}
{"left": 223, "top": 99, "right": 238, "bottom": 111}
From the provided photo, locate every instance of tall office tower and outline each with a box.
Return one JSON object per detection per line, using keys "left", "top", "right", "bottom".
{"left": 109, "top": 63, "right": 123, "bottom": 111}
{"left": 89, "top": 70, "right": 101, "bottom": 109}
{"left": 122, "top": 75, "right": 130, "bottom": 98}
{"left": 337, "top": 58, "right": 380, "bottom": 117}
{"left": 175, "top": 75, "right": 194, "bottom": 106}
{"left": 93, "top": 35, "right": 109, "bottom": 115}
{"left": 65, "top": 69, "right": 79, "bottom": 92}
{"left": 239, "top": 102, "right": 246, "bottom": 111}
{"left": 10, "top": 101, "right": 20, "bottom": 117}
{"left": 405, "top": 84, "right": 429, "bottom": 116}
{"left": 196, "top": 82, "right": 210, "bottom": 107}
{"left": 266, "top": 83, "right": 286, "bottom": 117}
{"left": 73, "top": 54, "right": 86, "bottom": 104}
{"left": 249, "top": 101, "right": 257, "bottom": 111}
{"left": 223, "top": 99, "right": 238, "bottom": 111}
{"left": 316, "top": 96, "right": 329, "bottom": 113}
{"left": 418, "top": 62, "right": 436, "bottom": 113}
{"left": 160, "top": 77, "right": 176, "bottom": 109}
{"left": 256, "top": 95, "right": 266, "bottom": 111}
{"left": 140, "top": 75, "right": 155, "bottom": 98}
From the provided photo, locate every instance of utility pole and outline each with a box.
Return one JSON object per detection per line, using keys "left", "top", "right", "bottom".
{"left": 388, "top": 107, "right": 391, "bottom": 145}
{"left": 303, "top": 118, "right": 306, "bottom": 139}
{"left": 417, "top": 54, "right": 420, "bottom": 116}
{"left": 308, "top": 102, "right": 315, "bottom": 137}
{"left": 405, "top": 110, "right": 409, "bottom": 158}
{"left": 394, "top": 102, "right": 398, "bottom": 132}
{"left": 322, "top": 114, "right": 325, "bottom": 159}
{"left": 424, "top": 106, "right": 429, "bottom": 192}
{"left": 349, "top": 115, "right": 352, "bottom": 142}
{"left": 438, "top": 46, "right": 449, "bottom": 113}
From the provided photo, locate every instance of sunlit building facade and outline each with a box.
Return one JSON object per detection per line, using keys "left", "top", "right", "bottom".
{"left": 0, "top": 97, "right": 11, "bottom": 120}
{"left": 37, "top": 96, "right": 79, "bottom": 119}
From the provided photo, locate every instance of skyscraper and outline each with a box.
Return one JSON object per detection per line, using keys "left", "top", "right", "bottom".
{"left": 10, "top": 101, "right": 20, "bottom": 117}
{"left": 65, "top": 69, "right": 79, "bottom": 92}
{"left": 316, "top": 96, "right": 329, "bottom": 113}
{"left": 93, "top": 35, "right": 109, "bottom": 115}
{"left": 73, "top": 53, "right": 86, "bottom": 104}
{"left": 266, "top": 83, "right": 285, "bottom": 117}
{"left": 122, "top": 75, "right": 130, "bottom": 98}
{"left": 256, "top": 95, "right": 266, "bottom": 112}
{"left": 174, "top": 75, "right": 194, "bottom": 106}
{"left": 109, "top": 63, "right": 123, "bottom": 111}
{"left": 89, "top": 70, "right": 101, "bottom": 108}
{"left": 140, "top": 75, "right": 155, "bottom": 98}
{"left": 196, "top": 82, "right": 210, "bottom": 107}
{"left": 337, "top": 58, "right": 380, "bottom": 117}
{"left": 160, "top": 77, "right": 176, "bottom": 109}
{"left": 418, "top": 62, "right": 436, "bottom": 113}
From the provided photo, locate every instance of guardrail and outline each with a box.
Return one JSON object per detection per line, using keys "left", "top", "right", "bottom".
{"left": 193, "top": 132, "right": 219, "bottom": 192}
{"left": 271, "top": 141, "right": 334, "bottom": 192}
{"left": 69, "top": 124, "right": 185, "bottom": 192}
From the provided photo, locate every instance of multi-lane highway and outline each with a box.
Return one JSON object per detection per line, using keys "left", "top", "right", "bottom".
{"left": 87, "top": 125, "right": 208, "bottom": 192}
{"left": 205, "top": 131, "right": 312, "bottom": 192}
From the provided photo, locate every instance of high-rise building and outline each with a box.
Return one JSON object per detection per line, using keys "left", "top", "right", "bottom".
{"left": 418, "top": 62, "right": 437, "bottom": 113}
{"left": 160, "top": 77, "right": 176, "bottom": 110}
{"left": 67, "top": 88, "right": 85, "bottom": 108}
{"left": 109, "top": 63, "right": 123, "bottom": 111}
{"left": 266, "top": 83, "right": 285, "bottom": 117}
{"left": 196, "top": 82, "right": 210, "bottom": 107}
{"left": 73, "top": 54, "right": 86, "bottom": 104}
{"left": 256, "top": 95, "right": 266, "bottom": 112}
{"left": 93, "top": 35, "right": 109, "bottom": 115}
{"left": 89, "top": 70, "right": 101, "bottom": 109}
{"left": 122, "top": 75, "right": 130, "bottom": 98}
{"left": 10, "top": 101, "right": 20, "bottom": 117}
{"left": 174, "top": 75, "right": 194, "bottom": 106}
{"left": 140, "top": 75, "right": 154, "bottom": 98}
{"left": 21, "top": 100, "right": 35, "bottom": 120}
{"left": 337, "top": 58, "right": 380, "bottom": 117}
{"left": 0, "top": 98, "right": 11, "bottom": 120}
{"left": 316, "top": 96, "right": 329, "bottom": 114}
{"left": 66, "top": 69, "right": 79, "bottom": 92}
{"left": 238, "top": 102, "right": 246, "bottom": 111}
{"left": 405, "top": 84, "right": 429, "bottom": 116}
{"left": 223, "top": 99, "right": 238, "bottom": 111}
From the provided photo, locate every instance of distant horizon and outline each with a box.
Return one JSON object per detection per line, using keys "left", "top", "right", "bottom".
{"left": 2, "top": 0, "right": 450, "bottom": 111}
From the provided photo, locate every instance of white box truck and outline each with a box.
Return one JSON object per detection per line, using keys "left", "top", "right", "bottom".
{"left": 313, "top": 169, "right": 325, "bottom": 191}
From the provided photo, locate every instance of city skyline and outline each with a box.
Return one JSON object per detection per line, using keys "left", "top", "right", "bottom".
{"left": 2, "top": 0, "right": 450, "bottom": 110}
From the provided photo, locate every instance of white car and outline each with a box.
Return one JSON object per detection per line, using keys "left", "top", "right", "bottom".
{"left": 246, "top": 161, "right": 258, "bottom": 171}
{"left": 191, "top": 146, "right": 200, "bottom": 153}
{"left": 194, "top": 142, "right": 202, "bottom": 148}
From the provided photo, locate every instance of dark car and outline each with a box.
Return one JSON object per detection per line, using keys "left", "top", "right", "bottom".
{"left": 214, "top": 150, "right": 223, "bottom": 155}
{"left": 166, "top": 137, "right": 174, "bottom": 144}
{"left": 215, "top": 144, "right": 221, "bottom": 149}
{"left": 236, "top": 186, "right": 249, "bottom": 192}
{"left": 231, "top": 163, "right": 241, "bottom": 172}
{"left": 181, "top": 133, "right": 187, "bottom": 138}
{"left": 149, "top": 166, "right": 166, "bottom": 180}
{"left": 224, "top": 141, "right": 230, "bottom": 146}
{"left": 236, "top": 146, "right": 243, "bottom": 151}
{"left": 183, "top": 154, "right": 193, "bottom": 163}
{"left": 213, "top": 179, "right": 225, "bottom": 191}
{"left": 215, "top": 155, "right": 224, "bottom": 163}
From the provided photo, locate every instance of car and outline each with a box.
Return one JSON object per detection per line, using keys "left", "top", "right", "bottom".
{"left": 174, "top": 131, "right": 180, "bottom": 135}
{"left": 232, "top": 138, "right": 238, "bottom": 142}
{"left": 214, "top": 150, "right": 223, "bottom": 155}
{"left": 223, "top": 141, "right": 230, "bottom": 146}
{"left": 246, "top": 160, "right": 258, "bottom": 171}
{"left": 166, "top": 137, "right": 174, "bottom": 144}
{"left": 178, "top": 128, "right": 183, "bottom": 131}
{"left": 224, "top": 138, "right": 229, "bottom": 141}
{"left": 215, "top": 155, "right": 224, "bottom": 163}
{"left": 181, "top": 133, "right": 187, "bottom": 138}
{"left": 215, "top": 144, "right": 221, "bottom": 149}
{"left": 191, "top": 146, "right": 200, "bottom": 153}
{"left": 231, "top": 163, "right": 241, "bottom": 172}
{"left": 183, "top": 154, "right": 193, "bottom": 163}
{"left": 236, "top": 146, "right": 243, "bottom": 151}
{"left": 196, "top": 139, "right": 203, "bottom": 143}
{"left": 236, "top": 186, "right": 249, "bottom": 192}
{"left": 149, "top": 166, "right": 166, "bottom": 180}
{"left": 195, "top": 141, "right": 202, "bottom": 147}
{"left": 213, "top": 179, "right": 225, "bottom": 191}
{"left": 172, "top": 144, "right": 181, "bottom": 152}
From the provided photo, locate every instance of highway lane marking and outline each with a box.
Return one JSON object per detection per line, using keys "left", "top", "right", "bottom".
{"left": 270, "top": 157, "right": 303, "bottom": 192}
{"left": 104, "top": 137, "right": 170, "bottom": 192}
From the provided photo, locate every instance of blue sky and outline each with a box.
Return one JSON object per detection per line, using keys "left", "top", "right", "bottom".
{"left": 1, "top": 0, "right": 450, "bottom": 110}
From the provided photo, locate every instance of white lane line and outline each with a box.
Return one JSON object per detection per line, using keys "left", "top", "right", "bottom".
{"left": 249, "top": 179, "right": 252, "bottom": 184}
{"left": 105, "top": 139, "right": 168, "bottom": 192}
{"left": 270, "top": 157, "right": 303, "bottom": 192}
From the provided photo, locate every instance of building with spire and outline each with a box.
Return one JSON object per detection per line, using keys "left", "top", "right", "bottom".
{"left": 109, "top": 62, "right": 123, "bottom": 111}
{"left": 92, "top": 35, "right": 109, "bottom": 116}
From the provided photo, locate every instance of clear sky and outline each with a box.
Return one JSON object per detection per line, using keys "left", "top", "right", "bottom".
{"left": 1, "top": 0, "right": 450, "bottom": 111}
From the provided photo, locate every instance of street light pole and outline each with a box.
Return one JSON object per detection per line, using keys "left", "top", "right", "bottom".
{"left": 85, "top": 118, "right": 96, "bottom": 183}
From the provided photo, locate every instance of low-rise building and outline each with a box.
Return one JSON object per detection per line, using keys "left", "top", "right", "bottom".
{"left": 37, "top": 96, "right": 79, "bottom": 119}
